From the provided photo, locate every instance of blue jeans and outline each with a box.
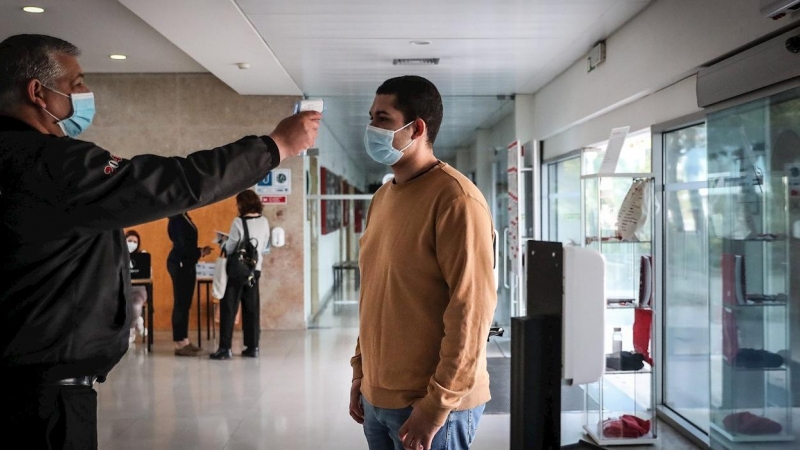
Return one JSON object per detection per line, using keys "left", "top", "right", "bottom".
{"left": 362, "top": 397, "right": 484, "bottom": 450}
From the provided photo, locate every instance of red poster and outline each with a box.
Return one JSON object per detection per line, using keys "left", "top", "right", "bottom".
{"left": 320, "top": 167, "right": 342, "bottom": 235}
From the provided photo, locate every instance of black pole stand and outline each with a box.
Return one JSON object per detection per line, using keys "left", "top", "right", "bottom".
{"left": 510, "top": 241, "right": 607, "bottom": 450}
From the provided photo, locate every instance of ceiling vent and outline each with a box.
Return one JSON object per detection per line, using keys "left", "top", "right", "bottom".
{"left": 393, "top": 58, "right": 440, "bottom": 66}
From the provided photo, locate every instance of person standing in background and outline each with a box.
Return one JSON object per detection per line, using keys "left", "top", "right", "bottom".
{"left": 125, "top": 229, "right": 148, "bottom": 345}
{"left": 168, "top": 213, "right": 212, "bottom": 356}
{"left": 210, "top": 190, "right": 271, "bottom": 360}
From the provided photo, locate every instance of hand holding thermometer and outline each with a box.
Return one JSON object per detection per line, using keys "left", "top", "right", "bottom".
{"left": 294, "top": 99, "right": 324, "bottom": 114}
{"left": 294, "top": 99, "right": 323, "bottom": 155}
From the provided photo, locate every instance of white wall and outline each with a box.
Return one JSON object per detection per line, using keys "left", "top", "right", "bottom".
{"left": 514, "top": 94, "right": 536, "bottom": 146}
{"left": 452, "top": 113, "right": 515, "bottom": 196}
{"left": 543, "top": 75, "right": 699, "bottom": 160}
{"left": 470, "top": 113, "right": 517, "bottom": 205}
{"left": 453, "top": 147, "right": 476, "bottom": 175}
{"left": 489, "top": 112, "right": 516, "bottom": 149}
{"left": 529, "top": 0, "right": 799, "bottom": 157}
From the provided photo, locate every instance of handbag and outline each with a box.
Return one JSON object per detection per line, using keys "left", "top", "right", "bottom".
{"left": 633, "top": 255, "right": 654, "bottom": 365}
{"left": 633, "top": 307, "right": 653, "bottom": 366}
{"left": 212, "top": 250, "right": 228, "bottom": 299}
{"left": 616, "top": 178, "right": 653, "bottom": 241}
{"left": 226, "top": 216, "right": 259, "bottom": 287}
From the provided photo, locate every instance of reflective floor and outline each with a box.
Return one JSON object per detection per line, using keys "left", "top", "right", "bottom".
{"left": 96, "top": 283, "right": 702, "bottom": 449}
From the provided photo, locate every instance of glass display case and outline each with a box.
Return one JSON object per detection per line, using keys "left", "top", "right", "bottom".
{"left": 580, "top": 139, "right": 658, "bottom": 446}
{"left": 706, "top": 89, "right": 796, "bottom": 448}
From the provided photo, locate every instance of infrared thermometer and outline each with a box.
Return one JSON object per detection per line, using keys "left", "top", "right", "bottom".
{"left": 294, "top": 99, "right": 324, "bottom": 114}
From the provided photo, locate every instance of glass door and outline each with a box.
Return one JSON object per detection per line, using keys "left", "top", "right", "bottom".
{"left": 662, "top": 123, "right": 711, "bottom": 434}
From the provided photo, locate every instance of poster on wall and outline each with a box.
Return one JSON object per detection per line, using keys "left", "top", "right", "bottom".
{"left": 320, "top": 167, "right": 342, "bottom": 235}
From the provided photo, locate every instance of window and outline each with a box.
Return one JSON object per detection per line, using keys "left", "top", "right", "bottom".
{"left": 544, "top": 156, "right": 581, "bottom": 245}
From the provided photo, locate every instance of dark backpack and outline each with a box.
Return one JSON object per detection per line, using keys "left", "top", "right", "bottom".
{"left": 226, "top": 216, "right": 260, "bottom": 287}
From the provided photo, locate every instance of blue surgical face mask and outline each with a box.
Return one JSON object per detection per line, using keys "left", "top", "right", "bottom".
{"left": 43, "top": 86, "right": 96, "bottom": 138}
{"left": 364, "top": 122, "right": 415, "bottom": 166}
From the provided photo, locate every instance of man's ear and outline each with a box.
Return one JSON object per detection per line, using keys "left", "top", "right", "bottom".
{"left": 411, "top": 118, "right": 427, "bottom": 141}
{"left": 27, "top": 79, "right": 47, "bottom": 109}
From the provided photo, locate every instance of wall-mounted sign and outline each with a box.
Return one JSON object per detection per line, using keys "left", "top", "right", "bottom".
{"left": 256, "top": 169, "right": 291, "bottom": 195}
{"left": 261, "top": 196, "right": 287, "bottom": 205}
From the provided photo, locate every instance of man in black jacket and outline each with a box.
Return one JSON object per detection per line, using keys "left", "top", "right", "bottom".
{"left": 0, "top": 34, "right": 320, "bottom": 448}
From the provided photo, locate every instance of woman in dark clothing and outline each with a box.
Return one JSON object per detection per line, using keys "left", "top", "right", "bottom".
{"left": 167, "top": 213, "right": 211, "bottom": 356}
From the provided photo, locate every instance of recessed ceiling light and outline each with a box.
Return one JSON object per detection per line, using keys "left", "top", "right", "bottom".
{"left": 410, "top": 40, "right": 432, "bottom": 46}
{"left": 110, "top": 54, "right": 127, "bottom": 60}
{"left": 22, "top": 6, "right": 45, "bottom": 13}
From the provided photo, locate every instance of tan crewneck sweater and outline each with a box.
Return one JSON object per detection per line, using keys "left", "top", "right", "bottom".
{"left": 350, "top": 162, "right": 497, "bottom": 426}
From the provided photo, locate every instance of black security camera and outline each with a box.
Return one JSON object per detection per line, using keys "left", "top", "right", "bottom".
{"left": 787, "top": 36, "right": 800, "bottom": 53}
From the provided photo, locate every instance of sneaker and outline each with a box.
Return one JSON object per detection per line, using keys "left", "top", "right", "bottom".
{"left": 174, "top": 345, "right": 201, "bottom": 356}
{"left": 135, "top": 317, "right": 146, "bottom": 336}
{"left": 186, "top": 343, "right": 201, "bottom": 352}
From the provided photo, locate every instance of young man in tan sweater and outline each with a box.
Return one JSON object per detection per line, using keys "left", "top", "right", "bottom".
{"left": 349, "top": 75, "right": 497, "bottom": 450}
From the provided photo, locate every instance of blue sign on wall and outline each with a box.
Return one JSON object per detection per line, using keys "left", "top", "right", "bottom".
{"left": 255, "top": 169, "right": 291, "bottom": 194}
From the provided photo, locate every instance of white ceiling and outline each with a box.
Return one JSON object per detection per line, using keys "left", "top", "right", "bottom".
{"left": 1, "top": 0, "right": 653, "bottom": 176}
{"left": 117, "top": 0, "right": 301, "bottom": 95}
{"left": 0, "top": 0, "right": 204, "bottom": 73}
{"left": 239, "top": 0, "right": 652, "bottom": 95}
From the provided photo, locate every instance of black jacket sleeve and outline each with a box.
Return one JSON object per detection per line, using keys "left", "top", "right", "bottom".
{"left": 42, "top": 135, "right": 280, "bottom": 232}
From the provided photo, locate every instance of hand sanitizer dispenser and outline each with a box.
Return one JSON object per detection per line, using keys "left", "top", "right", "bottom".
{"left": 271, "top": 227, "right": 286, "bottom": 248}
{"left": 563, "top": 246, "right": 606, "bottom": 385}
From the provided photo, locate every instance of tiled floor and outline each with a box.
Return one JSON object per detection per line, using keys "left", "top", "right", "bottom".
{"left": 96, "top": 285, "right": 702, "bottom": 449}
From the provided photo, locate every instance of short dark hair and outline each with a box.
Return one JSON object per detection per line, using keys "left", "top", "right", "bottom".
{"left": 0, "top": 34, "right": 81, "bottom": 113}
{"left": 376, "top": 75, "right": 443, "bottom": 146}
{"left": 236, "top": 190, "right": 263, "bottom": 215}
{"left": 125, "top": 229, "right": 142, "bottom": 253}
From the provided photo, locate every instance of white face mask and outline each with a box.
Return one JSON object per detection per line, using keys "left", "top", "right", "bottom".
{"left": 127, "top": 241, "right": 138, "bottom": 253}
{"left": 42, "top": 86, "right": 96, "bottom": 138}
{"left": 364, "top": 122, "right": 415, "bottom": 166}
